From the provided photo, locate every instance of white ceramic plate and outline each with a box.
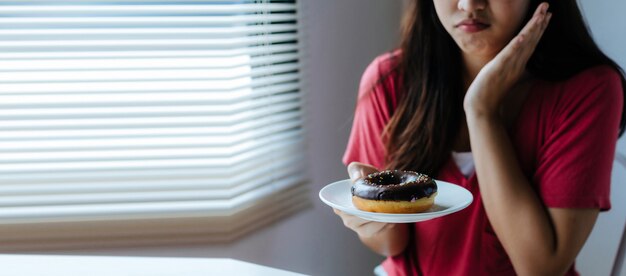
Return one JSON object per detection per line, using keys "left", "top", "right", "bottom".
{"left": 319, "top": 179, "right": 473, "bottom": 223}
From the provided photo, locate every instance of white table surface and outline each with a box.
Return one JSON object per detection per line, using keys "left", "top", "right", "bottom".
{"left": 0, "top": 254, "right": 308, "bottom": 276}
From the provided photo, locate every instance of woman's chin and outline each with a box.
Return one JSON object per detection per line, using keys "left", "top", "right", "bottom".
{"left": 457, "top": 40, "right": 501, "bottom": 59}
{"left": 455, "top": 35, "right": 508, "bottom": 58}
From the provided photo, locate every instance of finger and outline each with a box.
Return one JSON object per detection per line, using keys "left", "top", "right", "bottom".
{"left": 516, "top": 3, "right": 551, "bottom": 52}
{"left": 521, "top": 2, "right": 550, "bottom": 38}
{"left": 358, "top": 221, "right": 395, "bottom": 237}
{"left": 333, "top": 209, "right": 355, "bottom": 219}
{"left": 543, "top": 12, "right": 553, "bottom": 31}
{"left": 526, "top": 7, "right": 551, "bottom": 49}
{"left": 333, "top": 209, "right": 366, "bottom": 226}
{"left": 347, "top": 162, "right": 379, "bottom": 182}
{"left": 352, "top": 218, "right": 372, "bottom": 229}
{"left": 505, "top": 3, "right": 551, "bottom": 69}
{"left": 342, "top": 214, "right": 370, "bottom": 229}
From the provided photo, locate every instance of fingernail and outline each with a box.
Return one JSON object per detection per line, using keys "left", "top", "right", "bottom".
{"left": 543, "top": 3, "right": 549, "bottom": 13}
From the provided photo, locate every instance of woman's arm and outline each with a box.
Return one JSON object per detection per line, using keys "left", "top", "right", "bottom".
{"left": 464, "top": 4, "right": 602, "bottom": 275}
{"left": 334, "top": 209, "right": 410, "bottom": 257}
{"left": 465, "top": 113, "right": 599, "bottom": 276}
{"left": 360, "top": 221, "right": 410, "bottom": 257}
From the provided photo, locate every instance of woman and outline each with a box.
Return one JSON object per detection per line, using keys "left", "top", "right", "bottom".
{"left": 334, "top": 0, "right": 626, "bottom": 275}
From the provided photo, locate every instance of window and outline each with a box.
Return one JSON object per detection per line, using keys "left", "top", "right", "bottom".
{"left": 0, "top": 0, "right": 307, "bottom": 250}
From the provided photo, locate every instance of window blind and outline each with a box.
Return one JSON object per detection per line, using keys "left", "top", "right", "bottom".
{"left": 0, "top": 0, "right": 307, "bottom": 246}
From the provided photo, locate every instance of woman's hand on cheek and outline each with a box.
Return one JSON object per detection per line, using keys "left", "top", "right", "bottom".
{"left": 463, "top": 2, "right": 552, "bottom": 117}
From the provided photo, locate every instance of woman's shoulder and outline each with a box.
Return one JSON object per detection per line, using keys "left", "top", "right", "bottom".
{"left": 531, "top": 65, "right": 624, "bottom": 133}
{"left": 558, "top": 65, "right": 623, "bottom": 96}
{"left": 539, "top": 65, "right": 623, "bottom": 107}
{"left": 357, "top": 50, "right": 402, "bottom": 99}
{"left": 564, "top": 65, "right": 622, "bottom": 88}
{"left": 366, "top": 50, "right": 402, "bottom": 74}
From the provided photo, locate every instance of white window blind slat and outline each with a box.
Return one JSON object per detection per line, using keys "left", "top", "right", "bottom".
{"left": 0, "top": 145, "right": 303, "bottom": 184}
{"left": 0, "top": 74, "right": 298, "bottom": 94}
{"left": 1, "top": 89, "right": 300, "bottom": 116}
{"left": 0, "top": 113, "right": 302, "bottom": 142}
{"left": 0, "top": 14, "right": 297, "bottom": 25}
{"left": 0, "top": 67, "right": 297, "bottom": 84}
{"left": 0, "top": 26, "right": 296, "bottom": 41}
{"left": 1, "top": 129, "right": 302, "bottom": 162}
{"left": 0, "top": 84, "right": 300, "bottom": 109}
{"left": 0, "top": 102, "right": 301, "bottom": 132}
{"left": 0, "top": 0, "right": 287, "bottom": 2}
{"left": 0, "top": 53, "right": 299, "bottom": 71}
{"left": 0, "top": 186, "right": 311, "bottom": 249}
{"left": 0, "top": 162, "right": 305, "bottom": 207}
{"left": 0, "top": 132, "right": 303, "bottom": 172}
{"left": 0, "top": 45, "right": 298, "bottom": 59}
{"left": 0, "top": 154, "right": 304, "bottom": 195}
{"left": 1, "top": 92, "right": 301, "bottom": 118}
{"left": 0, "top": 0, "right": 306, "bottom": 243}
{"left": 0, "top": 34, "right": 298, "bottom": 49}
{"left": 0, "top": 175, "right": 308, "bottom": 223}
{"left": 0, "top": 4, "right": 296, "bottom": 14}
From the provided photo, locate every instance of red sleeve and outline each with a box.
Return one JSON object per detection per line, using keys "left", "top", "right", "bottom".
{"left": 342, "top": 53, "right": 399, "bottom": 170}
{"left": 534, "top": 66, "right": 624, "bottom": 210}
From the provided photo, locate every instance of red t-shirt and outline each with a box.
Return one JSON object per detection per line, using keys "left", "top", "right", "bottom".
{"left": 343, "top": 52, "right": 623, "bottom": 276}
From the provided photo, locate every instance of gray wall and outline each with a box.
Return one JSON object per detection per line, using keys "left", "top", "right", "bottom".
{"left": 576, "top": 0, "right": 626, "bottom": 275}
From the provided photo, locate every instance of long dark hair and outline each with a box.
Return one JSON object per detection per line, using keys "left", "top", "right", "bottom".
{"left": 383, "top": 0, "right": 626, "bottom": 175}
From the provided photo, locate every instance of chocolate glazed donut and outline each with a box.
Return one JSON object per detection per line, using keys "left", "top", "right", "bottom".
{"left": 351, "top": 170, "right": 438, "bottom": 213}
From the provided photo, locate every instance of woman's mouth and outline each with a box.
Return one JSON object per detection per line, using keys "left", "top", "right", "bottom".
{"left": 456, "top": 19, "right": 490, "bottom": 33}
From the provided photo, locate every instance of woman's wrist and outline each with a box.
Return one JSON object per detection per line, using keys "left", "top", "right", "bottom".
{"left": 359, "top": 223, "right": 409, "bottom": 257}
{"left": 463, "top": 90, "right": 502, "bottom": 119}
{"left": 465, "top": 106, "right": 503, "bottom": 124}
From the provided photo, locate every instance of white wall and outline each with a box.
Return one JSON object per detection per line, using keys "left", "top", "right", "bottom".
{"left": 31, "top": 1, "right": 404, "bottom": 276}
